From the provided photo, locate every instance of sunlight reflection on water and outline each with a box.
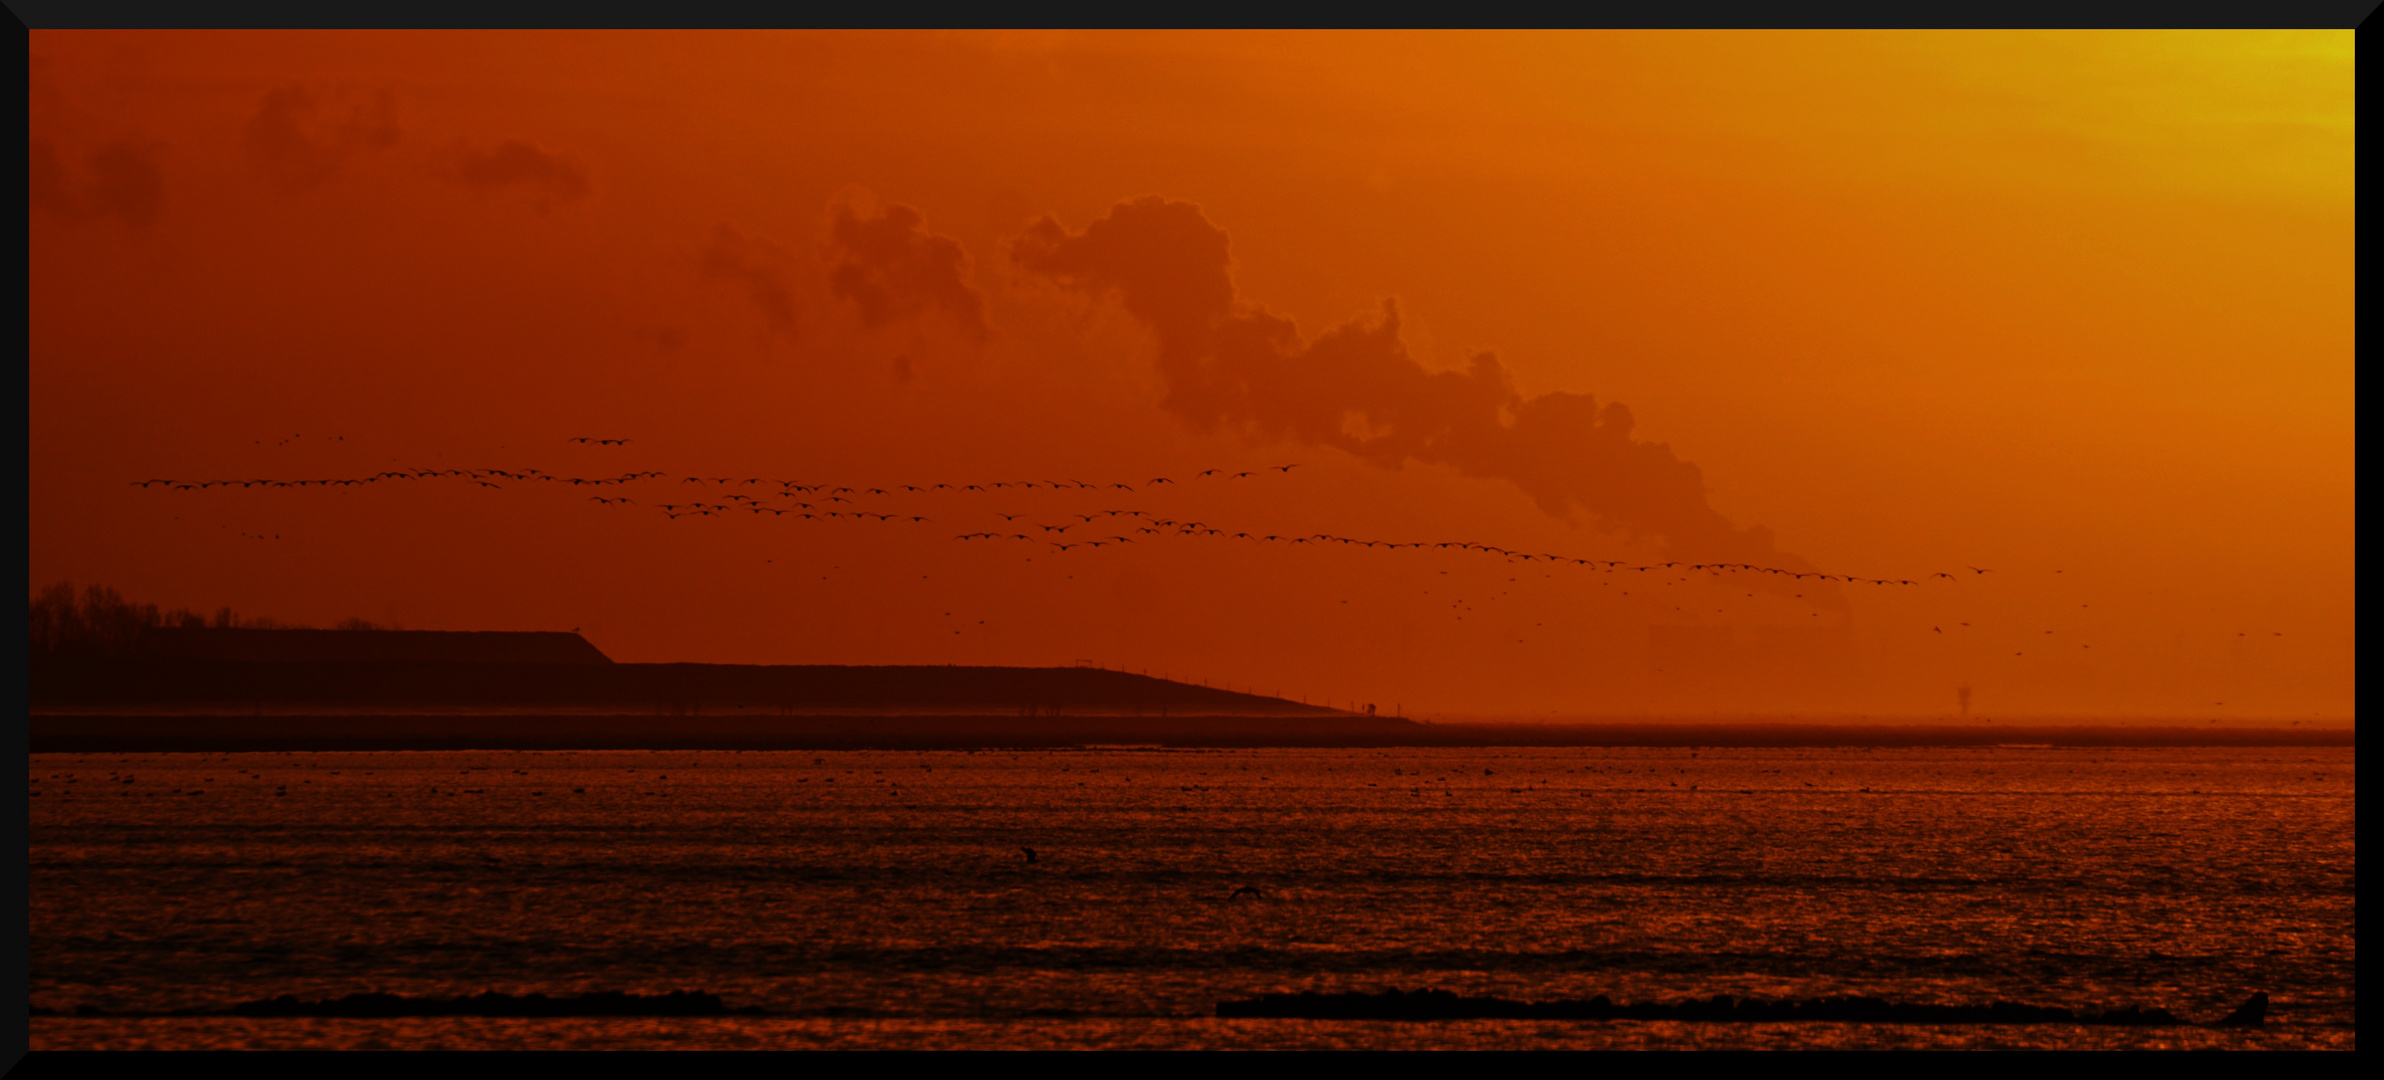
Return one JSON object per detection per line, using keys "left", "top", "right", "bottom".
{"left": 29, "top": 746, "right": 2356, "bottom": 1049}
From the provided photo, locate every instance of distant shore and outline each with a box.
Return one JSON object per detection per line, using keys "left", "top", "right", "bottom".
{"left": 30, "top": 713, "right": 2354, "bottom": 752}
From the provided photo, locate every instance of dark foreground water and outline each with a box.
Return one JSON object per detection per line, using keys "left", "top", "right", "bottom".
{"left": 29, "top": 746, "right": 2355, "bottom": 1049}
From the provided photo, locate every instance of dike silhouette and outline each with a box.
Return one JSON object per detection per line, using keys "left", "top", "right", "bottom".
{"left": 30, "top": 625, "right": 2351, "bottom": 753}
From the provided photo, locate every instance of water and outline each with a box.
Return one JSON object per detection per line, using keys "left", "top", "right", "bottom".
{"left": 29, "top": 746, "right": 2356, "bottom": 1049}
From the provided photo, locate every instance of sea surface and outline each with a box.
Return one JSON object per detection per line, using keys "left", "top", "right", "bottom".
{"left": 28, "top": 746, "right": 2356, "bottom": 1049}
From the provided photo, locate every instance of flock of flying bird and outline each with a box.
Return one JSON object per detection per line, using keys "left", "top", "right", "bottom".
{"left": 137, "top": 438, "right": 2311, "bottom": 700}
{"left": 133, "top": 439, "right": 1972, "bottom": 586}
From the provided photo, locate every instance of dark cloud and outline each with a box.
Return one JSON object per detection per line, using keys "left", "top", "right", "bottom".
{"left": 1012, "top": 196, "right": 1819, "bottom": 575}
{"left": 633, "top": 326, "right": 688, "bottom": 355}
{"left": 450, "top": 139, "right": 590, "bottom": 210}
{"left": 242, "top": 85, "right": 398, "bottom": 192}
{"left": 84, "top": 138, "right": 166, "bottom": 228}
{"left": 29, "top": 137, "right": 78, "bottom": 217}
{"left": 825, "top": 202, "right": 988, "bottom": 342}
{"left": 31, "top": 134, "right": 165, "bottom": 229}
{"left": 699, "top": 224, "right": 798, "bottom": 334}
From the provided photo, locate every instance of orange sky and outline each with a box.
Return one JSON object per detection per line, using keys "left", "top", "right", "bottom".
{"left": 28, "top": 31, "right": 2354, "bottom": 719}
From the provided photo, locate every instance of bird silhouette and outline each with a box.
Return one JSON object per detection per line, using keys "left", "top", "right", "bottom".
{"left": 131, "top": 459, "right": 1978, "bottom": 588}
{"left": 1021, "top": 847, "right": 1037, "bottom": 864}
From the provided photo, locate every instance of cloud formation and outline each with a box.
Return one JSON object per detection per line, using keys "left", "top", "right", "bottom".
{"left": 699, "top": 224, "right": 799, "bottom": 334}
{"left": 826, "top": 202, "right": 987, "bottom": 342}
{"left": 31, "top": 135, "right": 165, "bottom": 228}
{"left": 1012, "top": 196, "right": 1814, "bottom": 572}
{"left": 242, "top": 86, "right": 399, "bottom": 192}
{"left": 450, "top": 139, "right": 591, "bottom": 209}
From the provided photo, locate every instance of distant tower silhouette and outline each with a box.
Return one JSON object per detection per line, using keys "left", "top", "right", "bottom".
{"left": 1956, "top": 685, "right": 1973, "bottom": 719}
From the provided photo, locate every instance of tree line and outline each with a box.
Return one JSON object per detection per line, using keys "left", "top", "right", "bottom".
{"left": 29, "top": 582, "right": 393, "bottom": 657}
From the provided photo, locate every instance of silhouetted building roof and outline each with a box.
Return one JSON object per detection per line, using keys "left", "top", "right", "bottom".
{"left": 143, "top": 628, "right": 612, "bottom": 665}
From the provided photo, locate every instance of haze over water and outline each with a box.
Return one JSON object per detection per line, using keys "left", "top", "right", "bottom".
{"left": 30, "top": 745, "right": 2354, "bottom": 1049}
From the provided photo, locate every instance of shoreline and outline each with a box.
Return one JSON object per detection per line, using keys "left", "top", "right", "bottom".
{"left": 29, "top": 714, "right": 2356, "bottom": 752}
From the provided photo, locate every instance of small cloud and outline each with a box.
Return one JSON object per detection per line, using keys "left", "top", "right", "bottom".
{"left": 449, "top": 139, "right": 590, "bottom": 210}
{"left": 825, "top": 200, "right": 988, "bottom": 343}
{"left": 633, "top": 326, "right": 688, "bottom": 355}
{"left": 699, "top": 224, "right": 797, "bottom": 334}
{"left": 242, "top": 85, "right": 398, "bottom": 192}
{"left": 86, "top": 137, "right": 165, "bottom": 228}
{"left": 29, "top": 137, "right": 78, "bottom": 216}
{"left": 32, "top": 134, "right": 166, "bottom": 229}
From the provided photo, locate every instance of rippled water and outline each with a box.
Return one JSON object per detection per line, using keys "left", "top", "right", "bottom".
{"left": 29, "top": 746, "right": 2356, "bottom": 1049}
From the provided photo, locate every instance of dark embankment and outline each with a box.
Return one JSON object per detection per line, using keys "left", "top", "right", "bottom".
{"left": 1218, "top": 988, "right": 2273, "bottom": 1026}
{"left": 28, "top": 715, "right": 2348, "bottom": 752}
{"left": 34, "top": 654, "right": 1329, "bottom": 717}
{"left": 29, "top": 713, "right": 1416, "bottom": 752}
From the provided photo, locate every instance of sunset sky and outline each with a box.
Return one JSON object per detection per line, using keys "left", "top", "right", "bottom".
{"left": 28, "top": 31, "right": 2353, "bottom": 719}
